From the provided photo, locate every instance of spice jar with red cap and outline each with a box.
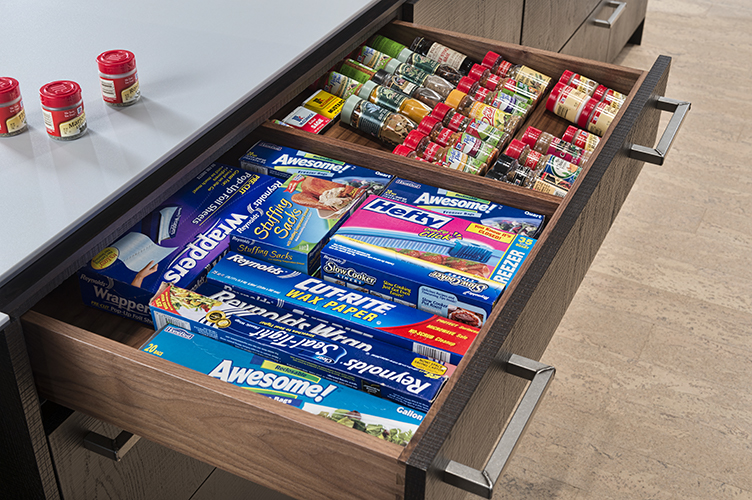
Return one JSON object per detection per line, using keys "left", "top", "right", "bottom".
{"left": 456, "top": 77, "right": 493, "bottom": 103}
{"left": 417, "top": 116, "right": 499, "bottom": 169}
{"left": 467, "top": 64, "right": 500, "bottom": 91}
{"left": 562, "top": 125, "right": 600, "bottom": 152}
{"left": 430, "top": 102, "right": 509, "bottom": 150}
{"left": 506, "top": 138, "right": 582, "bottom": 193}
{"left": 403, "top": 129, "right": 486, "bottom": 175}
{"left": 445, "top": 89, "right": 522, "bottom": 135}
{"left": 0, "top": 77, "right": 27, "bottom": 137}
{"left": 521, "top": 126, "right": 591, "bottom": 166}
{"left": 97, "top": 50, "right": 140, "bottom": 106}
{"left": 392, "top": 144, "right": 424, "bottom": 161}
{"left": 40, "top": 80, "right": 87, "bottom": 140}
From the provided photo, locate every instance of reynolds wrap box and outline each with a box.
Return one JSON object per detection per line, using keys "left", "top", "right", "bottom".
{"left": 202, "top": 252, "right": 479, "bottom": 365}
{"left": 78, "top": 164, "right": 281, "bottom": 324}
{"left": 228, "top": 174, "right": 367, "bottom": 274}
{"left": 239, "top": 141, "right": 393, "bottom": 197}
{"left": 142, "top": 324, "right": 424, "bottom": 445}
{"left": 380, "top": 178, "right": 544, "bottom": 238}
{"left": 322, "top": 196, "right": 536, "bottom": 326}
{"left": 150, "top": 285, "right": 449, "bottom": 412}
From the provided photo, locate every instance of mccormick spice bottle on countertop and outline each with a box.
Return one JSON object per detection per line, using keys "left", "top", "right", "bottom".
{"left": 40, "top": 80, "right": 87, "bottom": 140}
{"left": 0, "top": 77, "right": 27, "bottom": 136}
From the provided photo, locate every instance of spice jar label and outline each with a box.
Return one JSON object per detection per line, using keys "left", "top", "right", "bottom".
{"left": 436, "top": 127, "right": 454, "bottom": 146}
{"left": 407, "top": 53, "right": 440, "bottom": 73}
{"left": 468, "top": 103, "right": 513, "bottom": 131}
{"left": 457, "top": 134, "right": 482, "bottom": 158}
{"left": 394, "top": 64, "right": 429, "bottom": 86}
{"left": 323, "top": 73, "right": 362, "bottom": 99}
{"left": 426, "top": 44, "right": 466, "bottom": 71}
{"left": 121, "top": 80, "right": 140, "bottom": 104}
{"left": 541, "top": 156, "right": 581, "bottom": 184}
{"left": 355, "top": 101, "right": 390, "bottom": 137}
{"left": 356, "top": 46, "right": 392, "bottom": 70}
{"left": 553, "top": 86, "right": 586, "bottom": 122}
{"left": 386, "top": 76, "right": 418, "bottom": 96}
{"left": 466, "top": 121, "right": 501, "bottom": 147}
{"left": 59, "top": 111, "right": 87, "bottom": 138}
{"left": 4, "top": 108, "right": 25, "bottom": 134}
{"left": 373, "top": 87, "right": 408, "bottom": 112}
{"left": 586, "top": 102, "right": 615, "bottom": 137}
{"left": 423, "top": 142, "right": 441, "bottom": 163}
{"left": 515, "top": 66, "right": 550, "bottom": 92}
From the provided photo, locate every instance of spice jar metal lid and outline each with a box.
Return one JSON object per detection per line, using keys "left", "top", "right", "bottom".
{"left": 521, "top": 126, "right": 542, "bottom": 147}
{"left": 0, "top": 77, "right": 21, "bottom": 104}
{"left": 576, "top": 97, "right": 598, "bottom": 128}
{"left": 481, "top": 51, "right": 501, "bottom": 69}
{"left": 430, "top": 102, "right": 452, "bottom": 121}
{"left": 384, "top": 59, "right": 401, "bottom": 75}
{"left": 417, "top": 116, "right": 441, "bottom": 136}
{"left": 559, "top": 70, "right": 575, "bottom": 86}
{"left": 505, "top": 139, "right": 527, "bottom": 160}
{"left": 358, "top": 80, "right": 377, "bottom": 100}
{"left": 562, "top": 125, "right": 579, "bottom": 144}
{"left": 341, "top": 95, "right": 362, "bottom": 125}
{"left": 444, "top": 89, "right": 467, "bottom": 110}
{"left": 39, "top": 81, "right": 82, "bottom": 108}
{"left": 97, "top": 50, "right": 136, "bottom": 75}
{"left": 403, "top": 129, "right": 428, "bottom": 150}
{"left": 393, "top": 144, "right": 415, "bottom": 156}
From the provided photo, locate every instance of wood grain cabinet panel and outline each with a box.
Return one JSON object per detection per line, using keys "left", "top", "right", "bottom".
{"left": 411, "top": 0, "right": 524, "bottom": 44}
{"left": 522, "top": 0, "right": 602, "bottom": 52}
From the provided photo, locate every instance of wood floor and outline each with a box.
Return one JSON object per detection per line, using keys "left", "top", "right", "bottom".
{"left": 495, "top": 1, "right": 752, "bottom": 498}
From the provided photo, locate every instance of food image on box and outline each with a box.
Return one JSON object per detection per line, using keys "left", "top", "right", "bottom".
{"left": 380, "top": 178, "right": 544, "bottom": 238}
{"left": 142, "top": 324, "right": 425, "bottom": 445}
{"left": 78, "top": 164, "right": 281, "bottom": 325}
{"left": 281, "top": 106, "right": 332, "bottom": 134}
{"left": 202, "top": 252, "right": 479, "bottom": 365}
{"left": 228, "top": 174, "right": 367, "bottom": 274}
{"left": 239, "top": 141, "right": 393, "bottom": 196}
{"left": 150, "top": 285, "right": 449, "bottom": 412}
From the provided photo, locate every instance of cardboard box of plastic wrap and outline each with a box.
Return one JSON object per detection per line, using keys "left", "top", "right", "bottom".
{"left": 200, "top": 252, "right": 479, "bottom": 365}
{"left": 77, "top": 163, "right": 281, "bottom": 325}
{"left": 227, "top": 174, "right": 367, "bottom": 275}
{"left": 321, "top": 195, "right": 536, "bottom": 327}
{"left": 379, "top": 177, "right": 544, "bottom": 238}
{"left": 149, "top": 284, "right": 449, "bottom": 412}
{"left": 142, "top": 324, "right": 424, "bottom": 445}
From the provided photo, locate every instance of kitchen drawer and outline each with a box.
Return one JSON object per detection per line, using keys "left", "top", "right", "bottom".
{"left": 21, "top": 19, "right": 680, "bottom": 500}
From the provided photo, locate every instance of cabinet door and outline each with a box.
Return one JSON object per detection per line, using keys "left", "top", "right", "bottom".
{"left": 48, "top": 411, "right": 214, "bottom": 500}
{"left": 559, "top": 2, "right": 611, "bottom": 61}
{"left": 411, "top": 0, "right": 524, "bottom": 44}
{"left": 522, "top": 0, "right": 601, "bottom": 52}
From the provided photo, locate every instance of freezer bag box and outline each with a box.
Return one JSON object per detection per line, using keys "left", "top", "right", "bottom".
{"left": 149, "top": 285, "right": 449, "bottom": 412}
{"left": 380, "top": 178, "right": 544, "bottom": 238}
{"left": 228, "top": 174, "right": 367, "bottom": 274}
{"left": 239, "top": 141, "right": 393, "bottom": 197}
{"left": 321, "top": 233, "right": 532, "bottom": 328}
{"left": 78, "top": 163, "right": 281, "bottom": 325}
{"left": 202, "top": 252, "right": 479, "bottom": 365}
{"left": 142, "top": 324, "right": 424, "bottom": 445}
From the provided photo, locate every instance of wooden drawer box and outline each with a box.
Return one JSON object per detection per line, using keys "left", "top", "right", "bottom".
{"left": 21, "top": 17, "right": 678, "bottom": 500}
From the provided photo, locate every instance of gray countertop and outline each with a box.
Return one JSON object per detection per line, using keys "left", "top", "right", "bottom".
{"left": 0, "top": 0, "right": 379, "bottom": 287}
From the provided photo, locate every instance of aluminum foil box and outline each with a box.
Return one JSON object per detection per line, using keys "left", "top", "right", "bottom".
{"left": 202, "top": 252, "right": 479, "bottom": 365}
{"left": 142, "top": 324, "right": 425, "bottom": 445}
{"left": 149, "top": 285, "right": 449, "bottom": 412}
{"left": 78, "top": 164, "right": 281, "bottom": 325}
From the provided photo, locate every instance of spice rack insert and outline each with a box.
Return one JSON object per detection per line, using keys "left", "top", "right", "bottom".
{"left": 22, "top": 18, "right": 671, "bottom": 500}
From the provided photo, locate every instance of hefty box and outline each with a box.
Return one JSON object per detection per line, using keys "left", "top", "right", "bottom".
{"left": 380, "top": 178, "right": 545, "bottom": 238}
{"left": 201, "top": 252, "right": 479, "bottom": 365}
{"left": 142, "top": 324, "right": 425, "bottom": 445}
{"left": 150, "top": 285, "right": 450, "bottom": 412}
{"left": 239, "top": 141, "right": 393, "bottom": 197}
{"left": 78, "top": 164, "right": 281, "bottom": 325}
{"left": 227, "top": 174, "right": 367, "bottom": 274}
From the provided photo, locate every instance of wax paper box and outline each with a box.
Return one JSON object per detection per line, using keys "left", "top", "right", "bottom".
{"left": 239, "top": 141, "right": 393, "bottom": 197}
{"left": 380, "top": 178, "right": 544, "bottom": 238}
{"left": 228, "top": 174, "right": 367, "bottom": 274}
{"left": 78, "top": 163, "right": 281, "bottom": 325}
{"left": 201, "top": 252, "right": 479, "bottom": 365}
{"left": 150, "top": 285, "right": 449, "bottom": 412}
{"left": 142, "top": 324, "right": 425, "bottom": 445}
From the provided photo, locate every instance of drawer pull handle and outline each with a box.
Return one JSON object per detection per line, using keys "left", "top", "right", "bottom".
{"left": 594, "top": 0, "right": 627, "bottom": 28}
{"left": 441, "top": 354, "right": 555, "bottom": 499}
{"left": 629, "top": 97, "right": 691, "bottom": 165}
{"left": 83, "top": 430, "right": 140, "bottom": 461}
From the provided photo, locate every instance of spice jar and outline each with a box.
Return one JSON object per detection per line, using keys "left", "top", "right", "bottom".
{"left": 445, "top": 89, "right": 522, "bottom": 134}
{"left": 341, "top": 95, "right": 416, "bottom": 146}
{"left": 409, "top": 37, "right": 477, "bottom": 75}
{"left": 317, "top": 71, "right": 364, "bottom": 100}
{"left": 0, "top": 77, "right": 27, "bottom": 137}
{"left": 521, "top": 126, "right": 591, "bottom": 166}
{"left": 497, "top": 78, "right": 541, "bottom": 105}
{"left": 546, "top": 82, "right": 591, "bottom": 124}
{"left": 40, "top": 80, "right": 86, "bottom": 140}
{"left": 431, "top": 103, "right": 510, "bottom": 149}
{"left": 369, "top": 35, "right": 408, "bottom": 59}
{"left": 397, "top": 50, "right": 463, "bottom": 86}
{"left": 467, "top": 64, "right": 500, "bottom": 91}
{"left": 353, "top": 45, "right": 393, "bottom": 71}
{"left": 505, "top": 64, "right": 551, "bottom": 97}
{"left": 384, "top": 59, "right": 454, "bottom": 99}
{"left": 371, "top": 70, "right": 443, "bottom": 109}
{"left": 562, "top": 125, "right": 600, "bottom": 152}
{"left": 485, "top": 154, "right": 537, "bottom": 188}
{"left": 403, "top": 130, "right": 486, "bottom": 175}
{"left": 358, "top": 81, "right": 432, "bottom": 124}
{"left": 506, "top": 139, "right": 582, "bottom": 191}
{"left": 392, "top": 144, "right": 424, "bottom": 161}
{"left": 97, "top": 50, "right": 140, "bottom": 107}
{"left": 338, "top": 59, "right": 378, "bottom": 84}
{"left": 430, "top": 102, "right": 471, "bottom": 132}
{"left": 417, "top": 116, "right": 499, "bottom": 169}
{"left": 456, "top": 77, "right": 493, "bottom": 104}
{"left": 577, "top": 98, "right": 617, "bottom": 137}
{"left": 560, "top": 70, "right": 626, "bottom": 110}
{"left": 480, "top": 52, "right": 507, "bottom": 77}
{"left": 592, "top": 85, "right": 626, "bottom": 111}
{"left": 489, "top": 91, "right": 530, "bottom": 117}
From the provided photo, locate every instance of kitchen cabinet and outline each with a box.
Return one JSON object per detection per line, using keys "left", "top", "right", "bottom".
{"left": 1, "top": 2, "right": 686, "bottom": 500}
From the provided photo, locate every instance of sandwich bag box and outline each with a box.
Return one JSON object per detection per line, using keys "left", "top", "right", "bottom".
{"left": 78, "top": 163, "right": 281, "bottom": 325}
{"left": 141, "top": 324, "right": 425, "bottom": 446}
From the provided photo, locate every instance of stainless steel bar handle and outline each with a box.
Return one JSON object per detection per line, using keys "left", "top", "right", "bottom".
{"left": 441, "top": 354, "right": 555, "bottom": 499}
{"left": 594, "top": 0, "right": 627, "bottom": 27}
{"left": 629, "top": 97, "right": 691, "bottom": 165}
{"left": 84, "top": 430, "right": 141, "bottom": 461}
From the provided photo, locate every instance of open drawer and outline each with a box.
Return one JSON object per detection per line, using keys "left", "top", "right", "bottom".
{"left": 21, "top": 19, "right": 682, "bottom": 500}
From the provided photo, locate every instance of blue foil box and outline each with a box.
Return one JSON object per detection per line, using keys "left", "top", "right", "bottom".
{"left": 202, "top": 252, "right": 479, "bottom": 365}
{"left": 78, "top": 163, "right": 281, "bottom": 325}
{"left": 150, "top": 285, "right": 449, "bottom": 412}
{"left": 239, "top": 141, "right": 393, "bottom": 197}
{"left": 380, "top": 178, "right": 545, "bottom": 238}
{"left": 142, "top": 324, "right": 425, "bottom": 445}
